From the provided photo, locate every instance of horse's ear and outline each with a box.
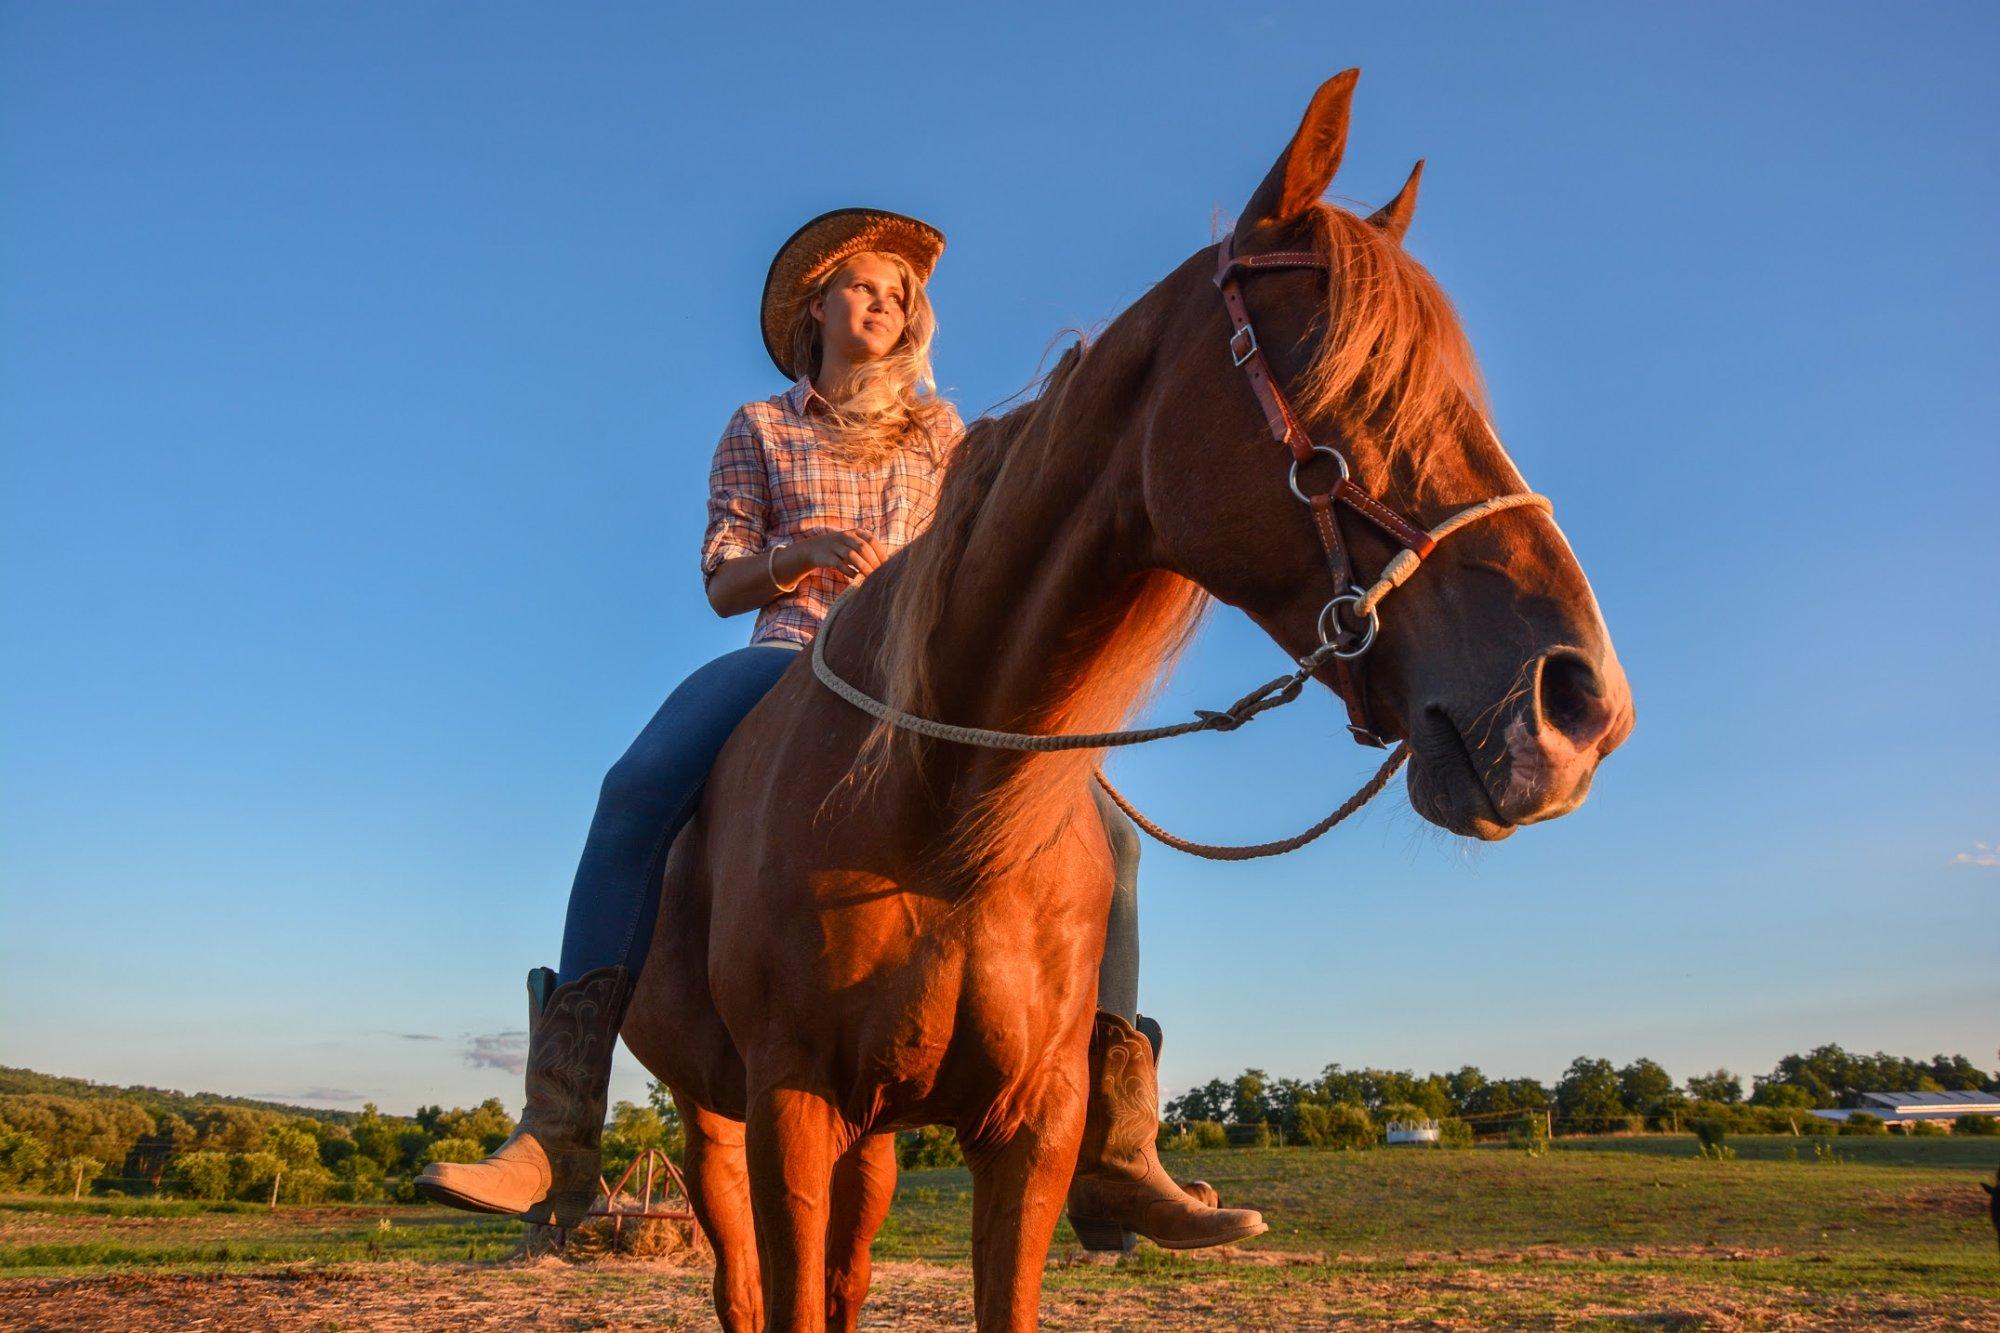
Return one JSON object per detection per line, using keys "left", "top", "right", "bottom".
{"left": 1240, "top": 69, "right": 1360, "bottom": 229}
{"left": 1368, "top": 159, "right": 1424, "bottom": 244}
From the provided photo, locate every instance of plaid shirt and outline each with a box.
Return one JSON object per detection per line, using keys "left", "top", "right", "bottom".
{"left": 700, "top": 377, "right": 965, "bottom": 648}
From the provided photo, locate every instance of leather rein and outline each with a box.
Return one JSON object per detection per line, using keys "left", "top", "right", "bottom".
{"left": 808, "top": 233, "right": 1552, "bottom": 858}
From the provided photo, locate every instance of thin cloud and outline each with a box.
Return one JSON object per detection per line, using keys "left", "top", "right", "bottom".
{"left": 1951, "top": 840, "right": 1998, "bottom": 869}
{"left": 249, "top": 1087, "right": 368, "bottom": 1105}
{"left": 374, "top": 1031, "right": 442, "bottom": 1042}
{"left": 465, "top": 1030, "right": 528, "bottom": 1075}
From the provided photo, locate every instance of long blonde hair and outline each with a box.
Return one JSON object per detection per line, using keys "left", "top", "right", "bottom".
{"left": 784, "top": 251, "right": 956, "bottom": 468}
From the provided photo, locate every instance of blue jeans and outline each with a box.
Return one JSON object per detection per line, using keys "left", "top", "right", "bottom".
{"left": 556, "top": 644, "right": 1143, "bottom": 1021}
{"left": 557, "top": 645, "right": 798, "bottom": 983}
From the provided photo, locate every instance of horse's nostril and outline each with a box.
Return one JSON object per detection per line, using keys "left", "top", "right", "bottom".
{"left": 1537, "top": 651, "right": 1609, "bottom": 744}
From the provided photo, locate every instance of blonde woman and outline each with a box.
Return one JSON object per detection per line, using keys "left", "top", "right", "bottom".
{"left": 417, "top": 209, "right": 1262, "bottom": 1252}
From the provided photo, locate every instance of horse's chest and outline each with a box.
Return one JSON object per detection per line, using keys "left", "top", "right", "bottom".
{"left": 817, "top": 874, "right": 1107, "bottom": 1125}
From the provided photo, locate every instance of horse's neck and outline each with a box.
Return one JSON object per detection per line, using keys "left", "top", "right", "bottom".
{"left": 882, "top": 371, "right": 1198, "bottom": 881}
{"left": 928, "top": 402, "right": 1151, "bottom": 744}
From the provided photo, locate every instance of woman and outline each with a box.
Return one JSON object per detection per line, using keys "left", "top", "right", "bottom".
{"left": 416, "top": 208, "right": 1261, "bottom": 1250}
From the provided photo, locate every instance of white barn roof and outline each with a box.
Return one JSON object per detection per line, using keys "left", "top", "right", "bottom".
{"left": 1856, "top": 1090, "right": 2000, "bottom": 1115}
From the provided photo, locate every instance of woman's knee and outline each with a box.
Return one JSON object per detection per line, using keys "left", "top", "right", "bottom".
{"left": 1091, "top": 786, "right": 1143, "bottom": 884}
{"left": 597, "top": 751, "right": 671, "bottom": 822}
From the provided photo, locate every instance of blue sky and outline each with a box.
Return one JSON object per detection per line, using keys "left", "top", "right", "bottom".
{"left": 3, "top": 3, "right": 1994, "bottom": 1117}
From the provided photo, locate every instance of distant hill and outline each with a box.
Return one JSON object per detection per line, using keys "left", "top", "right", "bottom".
{"left": 0, "top": 1065, "right": 370, "bottom": 1126}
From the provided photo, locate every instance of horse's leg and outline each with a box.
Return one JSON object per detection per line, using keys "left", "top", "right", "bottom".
{"left": 676, "top": 1092, "right": 764, "bottom": 1333}
{"left": 746, "top": 1085, "right": 847, "bottom": 1332}
{"left": 966, "top": 1107, "right": 1086, "bottom": 1332}
{"left": 824, "top": 1131, "right": 897, "bottom": 1333}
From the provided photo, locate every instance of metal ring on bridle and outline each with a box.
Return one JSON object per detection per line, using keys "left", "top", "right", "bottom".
{"left": 1286, "top": 444, "right": 1350, "bottom": 504}
{"left": 1317, "top": 590, "right": 1379, "bottom": 659}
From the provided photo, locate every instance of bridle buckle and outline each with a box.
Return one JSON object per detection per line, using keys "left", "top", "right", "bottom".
{"left": 1228, "top": 323, "right": 1259, "bottom": 367}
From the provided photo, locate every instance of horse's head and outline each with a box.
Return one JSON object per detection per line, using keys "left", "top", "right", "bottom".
{"left": 1137, "top": 70, "right": 1632, "bottom": 839}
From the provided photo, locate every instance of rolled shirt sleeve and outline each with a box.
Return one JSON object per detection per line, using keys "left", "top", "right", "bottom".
{"left": 699, "top": 408, "right": 772, "bottom": 583}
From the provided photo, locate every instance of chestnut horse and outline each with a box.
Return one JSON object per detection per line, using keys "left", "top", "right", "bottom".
{"left": 622, "top": 69, "right": 1633, "bottom": 1331}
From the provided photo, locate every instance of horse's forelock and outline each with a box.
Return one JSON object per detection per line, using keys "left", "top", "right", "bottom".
{"left": 1293, "top": 204, "right": 1490, "bottom": 492}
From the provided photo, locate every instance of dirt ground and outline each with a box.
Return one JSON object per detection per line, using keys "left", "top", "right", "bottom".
{"left": 5, "top": 1252, "right": 1998, "bottom": 1331}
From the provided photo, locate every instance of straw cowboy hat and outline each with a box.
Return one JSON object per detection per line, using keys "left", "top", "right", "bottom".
{"left": 760, "top": 207, "right": 946, "bottom": 380}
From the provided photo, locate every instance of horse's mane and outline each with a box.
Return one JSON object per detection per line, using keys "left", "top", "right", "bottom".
{"left": 1292, "top": 204, "right": 1488, "bottom": 491}
{"left": 852, "top": 202, "right": 1484, "bottom": 878}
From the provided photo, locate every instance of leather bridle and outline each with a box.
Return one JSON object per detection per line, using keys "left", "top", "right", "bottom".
{"left": 1212, "top": 232, "right": 1549, "bottom": 747}
{"left": 807, "top": 230, "right": 1554, "bottom": 858}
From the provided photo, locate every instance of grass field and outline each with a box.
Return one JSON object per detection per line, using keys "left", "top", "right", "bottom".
{"left": 3, "top": 1138, "right": 1997, "bottom": 1328}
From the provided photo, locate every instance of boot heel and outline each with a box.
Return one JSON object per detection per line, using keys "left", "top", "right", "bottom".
{"left": 1068, "top": 1213, "right": 1137, "bottom": 1253}
{"left": 515, "top": 1189, "right": 598, "bottom": 1229}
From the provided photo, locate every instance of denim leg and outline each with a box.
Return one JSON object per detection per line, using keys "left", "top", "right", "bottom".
{"left": 1089, "top": 781, "right": 1142, "bottom": 1023}
{"left": 556, "top": 645, "right": 799, "bottom": 983}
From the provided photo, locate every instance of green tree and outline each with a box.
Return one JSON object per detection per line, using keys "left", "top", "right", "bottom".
{"left": 334, "top": 1152, "right": 386, "bottom": 1202}
{"left": 317, "top": 1135, "right": 357, "bottom": 1171}
{"left": 896, "top": 1125, "right": 964, "bottom": 1169}
{"left": 1313, "top": 1064, "right": 1367, "bottom": 1109}
{"left": 0, "top": 1095, "right": 154, "bottom": 1168}
{"left": 644, "top": 1080, "right": 688, "bottom": 1149}
{"left": 155, "top": 1113, "right": 198, "bottom": 1154}
{"left": 1445, "top": 1066, "right": 1488, "bottom": 1116}
{"left": 1555, "top": 1058, "right": 1625, "bottom": 1132}
{"left": 433, "top": 1099, "right": 515, "bottom": 1153}
{"left": 1406, "top": 1074, "right": 1455, "bottom": 1121}
{"left": 1267, "top": 1078, "right": 1316, "bottom": 1139}
{"left": 1925, "top": 1054, "right": 1991, "bottom": 1091}
{"left": 1749, "top": 1081, "right": 1816, "bottom": 1110}
{"left": 231, "top": 1151, "right": 285, "bottom": 1201}
{"left": 1465, "top": 1077, "right": 1549, "bottom": 1118}
{"left": 601, "top": 1100, "right": 679, "bottom": 1179}
{"left": 1322, "top": 1103, "right": 1374, "bottom": 1150}
{"left": 395, "top": 1128, "right": 434, "bottom": 1174}
{"left": 1231, "top": 1069, "right": 1271, "bottom": 1126}
{"left": 171, "top": 1150, "right": 232, "bottom": 1201}
{"left": 1380, "top": 1101, "right": 1430, "bottom": 1133}
{"left": 422, "top": 1137, "right": 486, "bottom": 1167}
{"left": 1616, "top": 1059, "right": 1675, "bottom": 1116}
{"left": 1749, "top": 1044, "right": 1994, "bottom": 1108}
{"left": 1686, "top": 1069, "right": 1743, "bottom": 1104}
{"left": 352, "top": 1104, "right": 405, "bottom": 1171}
{"left": 1163, "top": 1079, "right": 1232, "bottom": 1125}
{"left": 0, "top": 1125, "right": 50, "bottom": 1190}
{"left": 279, "top": 1160, "right": 336, "bottom": 1203}
{"left": 266, "top": 1124, "right": 323, "bottom": 1171}
{"left": 53, "top": 1154, "right": 104, "bottom": 1198}
{"left": 1291, "top": 1102, "right": 1336, "bottom": 1147}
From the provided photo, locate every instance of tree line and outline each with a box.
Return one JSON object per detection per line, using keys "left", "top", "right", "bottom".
{"left": 1162, "top": 1044, "right": 1998, "bottom": 1145}
{"left": 0, "top": 1065, "right": 683, "bottom": 1203}
{"left": 5, "top": 1044, "right": 1992, "bottom": 1200}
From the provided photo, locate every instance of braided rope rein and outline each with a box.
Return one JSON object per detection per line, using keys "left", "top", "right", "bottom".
{"left": 1091, "top": 745, "right": 1407, "bottom": 860}
{"left": 806, "top": 491, "right": 1550, "bottom": 860}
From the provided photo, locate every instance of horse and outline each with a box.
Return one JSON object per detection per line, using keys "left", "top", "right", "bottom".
{"left": 620, "top": 68, "right": 1635, "bottom": 1331}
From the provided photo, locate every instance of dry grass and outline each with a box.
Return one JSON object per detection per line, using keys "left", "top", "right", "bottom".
{"left": 4, "top": 1142, "right": 1998, "bottom": 1328}
{"left": 4, "top": 1253, "right": 1998, "bottom": 1330}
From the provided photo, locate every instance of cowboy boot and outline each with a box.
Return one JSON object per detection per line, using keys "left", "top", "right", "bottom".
{"left": 415, "top": 964, "right": 632, "bottom": 1227}
{"left": 1066, "top": 1011, "right": 1269, "bottom": 1251}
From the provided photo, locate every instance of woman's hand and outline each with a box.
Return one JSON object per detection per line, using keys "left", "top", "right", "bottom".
{"left": 706, "top": 528, "right": 890, "bottom": 619}
{"left": 784, "top": 528, "right": 888, "bottom": 583}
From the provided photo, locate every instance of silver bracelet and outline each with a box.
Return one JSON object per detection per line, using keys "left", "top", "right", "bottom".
{"left": 766, "top": 541, "right": 803, "bottom": 593}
